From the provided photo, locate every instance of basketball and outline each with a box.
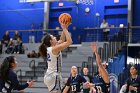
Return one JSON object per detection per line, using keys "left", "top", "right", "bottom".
{"left": 58, "top": 13, "right": 72, "bottom": 25}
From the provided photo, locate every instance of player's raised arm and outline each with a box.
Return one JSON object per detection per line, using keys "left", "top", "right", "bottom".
{"left": 90, "top": 43, "right": 110, "bottom": 83}
{"left": 52, "top": 14, "right": 73, "bottom": 55}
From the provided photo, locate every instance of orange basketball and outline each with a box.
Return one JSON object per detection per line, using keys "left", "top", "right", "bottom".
{"left": 58, "top": 13, "right": 72, "bottom": 25}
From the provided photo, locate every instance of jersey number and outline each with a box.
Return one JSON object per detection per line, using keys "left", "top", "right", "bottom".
{"left": 71, "top": 85, "right": 76, "bottom": 92}
{"left": 96, "top": 86, "right": 102, "bottom": 93}
{"left": 47, "top": 53, "right": 51, "bottom": 61}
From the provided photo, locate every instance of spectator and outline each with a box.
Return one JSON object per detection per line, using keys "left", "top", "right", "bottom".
{"left": 5, "top": 38, "right": 15, "bottom": 54}
{"left": 0, "top": 56, "right": 34, "bottom": 93}
{"left": 82, "top": 67, "right": 93, "bottom": 93}
{"left": 100, "top": 19, "right": 110, "bottom": 41}
{"left": 2, "top": 31, "right": 10, "bottom": 47}
{"left": 118, "top": 28, "right": 125, "bottom": 42}
{"left": 13, "top": 37, "right": 23, "bottom": 54}
{"left": 120, "top": 65, "right": 140, "bottom": 93}
{"left": 13, "top": 31, "right": 21, "bottom": 40}
{"left": 27, "top": 50, "right": 40, "bottom": 58}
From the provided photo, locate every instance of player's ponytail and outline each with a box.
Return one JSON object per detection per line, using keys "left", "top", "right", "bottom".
{"left": 39, "top": 34, "right": 52, "bottom": 58}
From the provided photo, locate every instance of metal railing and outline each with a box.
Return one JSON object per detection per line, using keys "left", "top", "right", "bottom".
{"left": 29, "top": 60, "right": 36, "bottom": 77}
{"left": 7, "top": 26, "right": 140, "bottom": 43}
{"left": 16, "top": 69, "right": 22, "bottom": 84}
{"left": 7, "top": 29, "right": 61, "bottom": 43}
{"left": 82, "top": 26, "right": 140, "bottom": 43}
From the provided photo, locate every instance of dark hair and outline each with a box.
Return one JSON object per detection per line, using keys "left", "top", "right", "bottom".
{"left": 0, "top": 56, "right": 15, "bottom": 82}
{"left": 39, "top": 34, "right": 52, "bottom": 58}
{"left": 130, "top": 65, "right": 138, "bottom": 71}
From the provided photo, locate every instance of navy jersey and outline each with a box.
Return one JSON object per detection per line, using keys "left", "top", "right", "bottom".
{"left": 0, "top": 69, "right": 28, "bottom": 93}
{"left": 0, "top": 76, "right": 5, "bottom": 92}
{"left": 66, "top": 74, "right": 87, "bottom": 93}
{"left": 126, "top": 75, "right": 140, "bottom": 93}
{"left": 93, "top": 75, "right": 110, "bottom": 93}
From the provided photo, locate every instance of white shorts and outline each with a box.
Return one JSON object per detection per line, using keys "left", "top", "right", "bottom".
{"left": 119, "top": 85, "right": 131, "bottom": 93}
{"left": 44, "top": 73, "right": 64, "bottom": 92}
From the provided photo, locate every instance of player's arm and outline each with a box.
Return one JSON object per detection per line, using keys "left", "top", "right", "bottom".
{"left": 63, "top": 86, "right": 70, "bottom": 93}
{"left": 53, "top": 22, "right": 72, "bottom": 55}
{"left": 133, "top": 76, "right": 140, "bottom": 92}
{"left": 80, "top": 75, "right": 91, "bottom": 87}
{"left": 129, "top": 76, "right": 140, "bottom": 92}
{"left": 129, "top": 86, "right": 138, "bottom": 92}
{"left": 63, "top": 77, "right": 71, "bottom": 93}
{"left": 90, "top": 43, "right": 110, "bottom": 84}
{"left": 57, "top": 31, "right": 65, "bottom": 44}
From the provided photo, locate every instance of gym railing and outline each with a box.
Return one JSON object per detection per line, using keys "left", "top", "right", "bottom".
{"left": 82, "top": 26, "right": 140, "bottom": 43}
{"left": 7, "top": 26, "right": 140, "bottom": 43}
{"left": 7, "top": 29, "right": 62, "bottom": 43}
{"left": 16, "top": 69, "right": 22, "bottom": 84}
{"left": 29, "top": 60, "right": 36, "bottom": 77}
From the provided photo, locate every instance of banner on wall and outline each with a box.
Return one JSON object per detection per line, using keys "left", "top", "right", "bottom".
{"left": 127, "top": 44, "right": 140, "bottom": 64}
{"left": 114, "top": 0, "right": 119, "bottom": 3}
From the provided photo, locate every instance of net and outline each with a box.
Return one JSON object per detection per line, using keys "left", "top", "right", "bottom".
{"left": 77, "top": 0, "right": 94, "bottom": 5}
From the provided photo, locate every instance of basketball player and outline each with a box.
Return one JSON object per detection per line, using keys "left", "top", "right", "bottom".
{"left": 63, "top": 66, "right": 92, "bottom": 93}
{"left": 120, "top": 65, "right": 140, "bottom": 93}
{"left": 0, "top": 56, "right": 34, "bottom": 93}
{"left": 39, "top": 20, "right": 72, "bottom": 92}
{"left": 90, "top": 43, "right": 110, "bottom": 93}
{"left": 82, "top": 67, "right": 93, "bottom": 93}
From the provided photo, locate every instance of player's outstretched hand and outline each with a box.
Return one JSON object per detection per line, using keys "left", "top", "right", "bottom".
{"left": 90, "top": 42, "right": 98, "bottom": 53}
{"left": 27, "top": 80, "right": 35, "bottom": 87}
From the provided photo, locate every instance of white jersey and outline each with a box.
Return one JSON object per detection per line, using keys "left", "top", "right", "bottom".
{"left": 45, "top": 47, "right": 62, "bottom": 75}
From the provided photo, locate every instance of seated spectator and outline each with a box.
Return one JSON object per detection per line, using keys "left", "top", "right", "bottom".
{"left": 27, "top": 50, "right": 40, "bottom": 58}
{"left": 5, "top": 38, "right": 15, "bottom": 54}
{"left": 13, "top": 37, "right": 23, "bottom": 54}
{"left": 120, "top": 65, "right": 140, "bottom": 93}
{"left": 13, "top": 31, "right": 21, "bottom": 40}
{"left": 2, "top": 31, "right": 10, "bottom": 47}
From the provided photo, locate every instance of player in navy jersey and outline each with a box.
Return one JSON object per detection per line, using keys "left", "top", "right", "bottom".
{"left": 63, "top": 66, "right": 91, "bottom": 93}
{"left": 39, "top": 19, "right": 72, "bottom": 93}
{"left": 120, "top": 65, "right": 140, "bottom": 93}
{"left": 0, "top": 56, "right": 34, "bottom": 93}
{"left": 90, "top": 43, "right": 110, "bottom": 93}
{"left": 82, "top": 67, "right": 93, "bottom": 93}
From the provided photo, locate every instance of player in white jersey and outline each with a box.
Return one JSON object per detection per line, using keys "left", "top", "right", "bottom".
{"left": 39, "top": 20, "right": 72, "bottom": 93}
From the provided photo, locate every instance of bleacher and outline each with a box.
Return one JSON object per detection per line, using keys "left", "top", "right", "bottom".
{"left": 0, "top": 43, "right": 90, "bottom": 92}
{"left": 0, "top": 41, "right": 133, "bottom": 93}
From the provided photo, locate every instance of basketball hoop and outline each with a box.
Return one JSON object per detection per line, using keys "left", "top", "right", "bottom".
{"left": 76, "top": 0, "right": 94, "bottom": 5}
